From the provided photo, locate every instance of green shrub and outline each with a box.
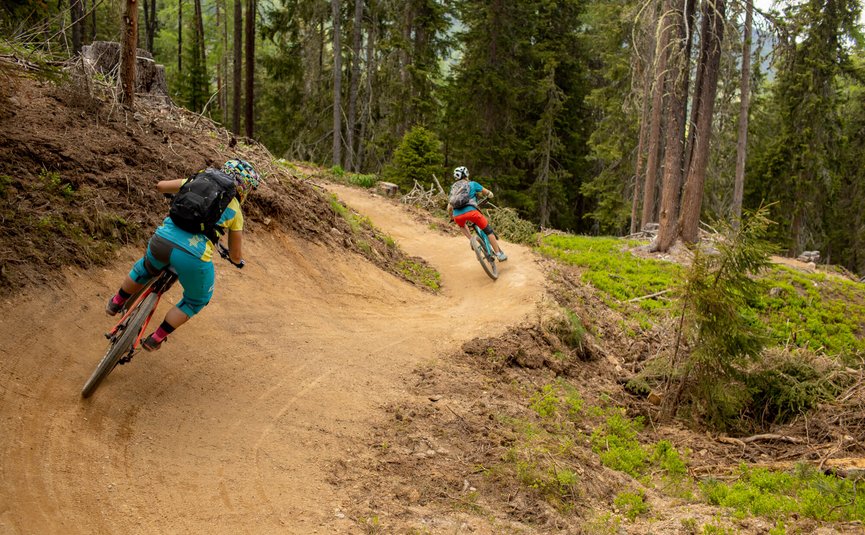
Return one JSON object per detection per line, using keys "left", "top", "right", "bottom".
{"left": 700, "top": 464, "right": 865, "bottom": 522}
{"left": 667, "top": 207, "right": 776, "bottom": 428}
{"left": 349, "top": 173, "right": 378, "bottom": 188}
{"left": 613, "top": 490, "right": 649, "bottom": 521}
{"left": 382, "top": 126, "right": 444, "bottom": 190}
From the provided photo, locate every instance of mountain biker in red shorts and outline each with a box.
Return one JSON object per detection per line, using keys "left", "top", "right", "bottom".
{"left": 447, "top": 166, "right": 507, "bottom": 261}
{"left": 104, "top": 159, "right": 261, "bottom": 351}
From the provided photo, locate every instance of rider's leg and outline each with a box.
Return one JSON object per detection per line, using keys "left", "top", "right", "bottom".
{"left": 107, "top": 244, "right": 164, "bottom": 315}
{"left": 143, "top": 248, "right": 214, "bottom": 350}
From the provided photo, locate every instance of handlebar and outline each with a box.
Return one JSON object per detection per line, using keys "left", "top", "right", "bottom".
{"left": 217, "top": 242, "right": 245, "bottom": 269}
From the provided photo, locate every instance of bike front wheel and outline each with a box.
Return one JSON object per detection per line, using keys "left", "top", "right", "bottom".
{"left": 81, "top": 292, "right": 158, "bottom": 398}
{"left": 473, "top": 231, "right": 499, "bottom": 281}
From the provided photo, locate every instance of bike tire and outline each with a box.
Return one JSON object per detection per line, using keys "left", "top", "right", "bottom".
{"left": 473, "top": 232, "right": 499, "bottom": 281}
{"left": 81, "top": 292, "right": 158, "bottom": 398}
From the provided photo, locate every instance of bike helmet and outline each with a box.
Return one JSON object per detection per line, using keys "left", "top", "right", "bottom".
{"left": 222, "top": 158, "right": 261, "bottom": 203}
{"left": 453, "top": 166, "right": 469, "bottom": 180}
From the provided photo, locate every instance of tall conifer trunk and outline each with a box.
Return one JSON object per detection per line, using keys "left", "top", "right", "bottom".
{"left": 332, "top": 0, "right": 342, "bottom": 166}
{"left": 120, "top": 0, "right": 139, "bottom": 107}
{"left": 71, "top": 0, "right": 84, "bottom": 55}
{"left": 732, "top": 0, "right": 753, "bottom": 227}
{"left": 347, "top": 0, "right": 363, "bottom": 171}
{"left": 653, "top": 0, "right": 688, "bottom": 252}
{"left": 679, "top": 0, "right": 726, "bottom": 243}
{"left": 641, "top": 6, "right": 669, "bottom": 229}
{"left": 244, "top": 0, "right": 255, "bottom": 138}
{"left": 233, "top": 0, "right": 242, "bottom": 134}
{"left": 177, "top": 0, "right": 183, "bottom": 73}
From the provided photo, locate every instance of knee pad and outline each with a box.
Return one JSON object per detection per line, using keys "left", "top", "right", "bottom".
{"left": 177, "top": 297, "right": 210, "bottom": 318}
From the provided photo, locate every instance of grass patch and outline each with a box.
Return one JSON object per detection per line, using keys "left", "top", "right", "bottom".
{"left": 396, "top": 259, "right": 441, "bottom": 291}
{"left": 613, "top": 489, "right": 649, "bottom": 521}
{"left": 754, "top": 265, "right": 865, "bottom": 359}
{"left": 701, "top": 463, "right": 865, "bottom": 522}
{"left": 538, "top": 234, "right": 680, "bottom": 311}
{"left": 348, "top": 173, "right": 378, "bottom": 188}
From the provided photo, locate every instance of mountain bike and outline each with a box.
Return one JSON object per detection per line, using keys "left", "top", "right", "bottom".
{"left": 81, "top": 243, "right": 243, "bottom": 398}
{"left": 465, "top": 199, "right": 499, "bottom": 281}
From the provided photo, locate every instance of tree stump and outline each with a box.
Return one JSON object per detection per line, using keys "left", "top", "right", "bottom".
{"left": 82, "top": 41, "right": 170, "bottom": 99}
{"left": 376, "top": 181, "right": 399, "bottom": 197}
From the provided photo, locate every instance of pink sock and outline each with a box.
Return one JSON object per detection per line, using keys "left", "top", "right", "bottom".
{"left": 112, "top": 294, "right": 127, "bottom": 305}
{"left": 152, "top": 326, "right": 170, "bottom": 342}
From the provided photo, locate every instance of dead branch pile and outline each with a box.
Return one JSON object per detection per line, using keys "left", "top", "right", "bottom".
{"left": 400, "top": 180, "right": 446, "bottom": 211}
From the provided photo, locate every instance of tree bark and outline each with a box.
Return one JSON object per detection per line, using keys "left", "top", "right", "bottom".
{"left": 120, "top": 0, "right": 139, "bottom": 107}
{"left": 221, "top": 0, "right": 230, "bottom": 125}
{"left": 90, "top": 0, "right": 97, "bottom": 41}
{"left": 732, "top": 0, "right": 753, "bottom": 227}
{"left": 346, "top": 0, "right": 364, "bottom": 171}
{"left": 177, "top": 0, "right": 183, "bottom": 74}
{"left": 244, "top": 0, "right": 255, "bottom": 138}
{"left": 356, "top": 8, "right": 376, "bottom": 171}
{"left": 142, "top": 0, "right": 156, "bottom": 52}
{"left": 71, "top": 0, "right": 84, "bottom": 55}
{"left": 233, "top": 0, "right": 242, "bottom": 134}
{"left": 679, "top": 0, "right": 726, "bottom": 243}
{"left": 631, "top": 12, "right": 657, "bottom": 234}
{"left": 332, "top": 0, "right": 343, "bottom": 167}
{"left": 640, "top": 4, "right": 670, "bottom": 230}
{"left": 652, "top": 0, "right": 688, "bottom": 252}
{"left": 216, "top": 0, "right": 223, "bottom": 122}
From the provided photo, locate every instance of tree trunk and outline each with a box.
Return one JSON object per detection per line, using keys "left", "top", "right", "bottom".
{"left": 90, "top": 0, "right": 97, "bottom": 41}
{"left": 244, "top": 0, "right": 255, "bottom": 138}
{"left": 357, "top": 9, "right": 376, "bottom": 171}
{"left": 652, "top": 0, "right": 688, "bottom": 252}
{"left": 142, "top": 0, "right": 156, "bottom": 52}
{"left": 332, "top": 0, "right": 343, "bottom": 167}
{"left": 221, "top": 0, "right": 230, "bottom": 125}
{"left": 681, "top": 0, "right": 700, "bottom": 179}
{"left": 193, "top": 0, "right": 207, "bottom": 111}
{"left": 679, "top": 0, "right": 726, "bottom": 243}
{"left": 631, "top": 15, "right": 657, "bottom": 234}
{"left": 71, "top": 0, "right": 84, "bottom": 55}
{"left": 177, "top": 0, "right": 183, "bottom": 74}
{"left": 346, "top": 0, "right": 363, "bottom": 171}
{"left": 732, "top": 0, "right": 753, "bottom": 227}
{"left": 640, "top": 6, "right": 670, "bottom": 230}
{"left": 233, "top": 0, "right": 242, "bottom": 134}
{"left": 120, "top": 0, "right": 139, "bottom": 107}
{"left": 216, "top": 0, "right": 223, "bottom": 121}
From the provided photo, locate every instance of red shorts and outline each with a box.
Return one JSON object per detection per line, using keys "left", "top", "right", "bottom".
{"left": 453, "top": 210, "right": 488, "bottom": 230}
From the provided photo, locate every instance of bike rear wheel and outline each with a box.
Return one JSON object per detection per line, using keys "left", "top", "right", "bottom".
{"left": 473, "top": 230, "right": 498, "bottom": 280}
{"left": 81, "top": 292, "right": 158, "bottom": 398}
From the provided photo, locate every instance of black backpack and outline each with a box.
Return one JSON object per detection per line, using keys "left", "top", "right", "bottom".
{"left": 168, "top": 168, "right": 237, "bottom": 243}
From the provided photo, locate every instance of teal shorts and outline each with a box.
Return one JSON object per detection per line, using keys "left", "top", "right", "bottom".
{"left": 129, "top": 235, "right": 215, "bottom": 318}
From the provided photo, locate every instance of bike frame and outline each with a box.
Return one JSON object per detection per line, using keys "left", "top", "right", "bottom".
{"left": 106, "top": 269, "right": 177, "bottom": 352}
{"left": 467, "top": 221, "right": 495, "bottom": 259}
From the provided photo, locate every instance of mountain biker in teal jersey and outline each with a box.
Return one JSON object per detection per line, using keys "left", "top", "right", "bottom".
{"left": 447, "top": 166, "right": 508, "bottom": 262}
{"left": 104, "top": 159, "right": 261, "bottom": 351}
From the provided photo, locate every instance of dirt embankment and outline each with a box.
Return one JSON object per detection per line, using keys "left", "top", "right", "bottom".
{"left": 0, "top": 72, "right": 423, "bottom": 295}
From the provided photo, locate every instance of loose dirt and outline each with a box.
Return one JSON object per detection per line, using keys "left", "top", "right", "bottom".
{"left": 0, "top": 185, "right": 545, "bottom": 534}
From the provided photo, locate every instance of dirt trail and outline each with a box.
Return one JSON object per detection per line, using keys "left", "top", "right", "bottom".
{"left": 0, "top": 185, "right": 544, "bottom": 534}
